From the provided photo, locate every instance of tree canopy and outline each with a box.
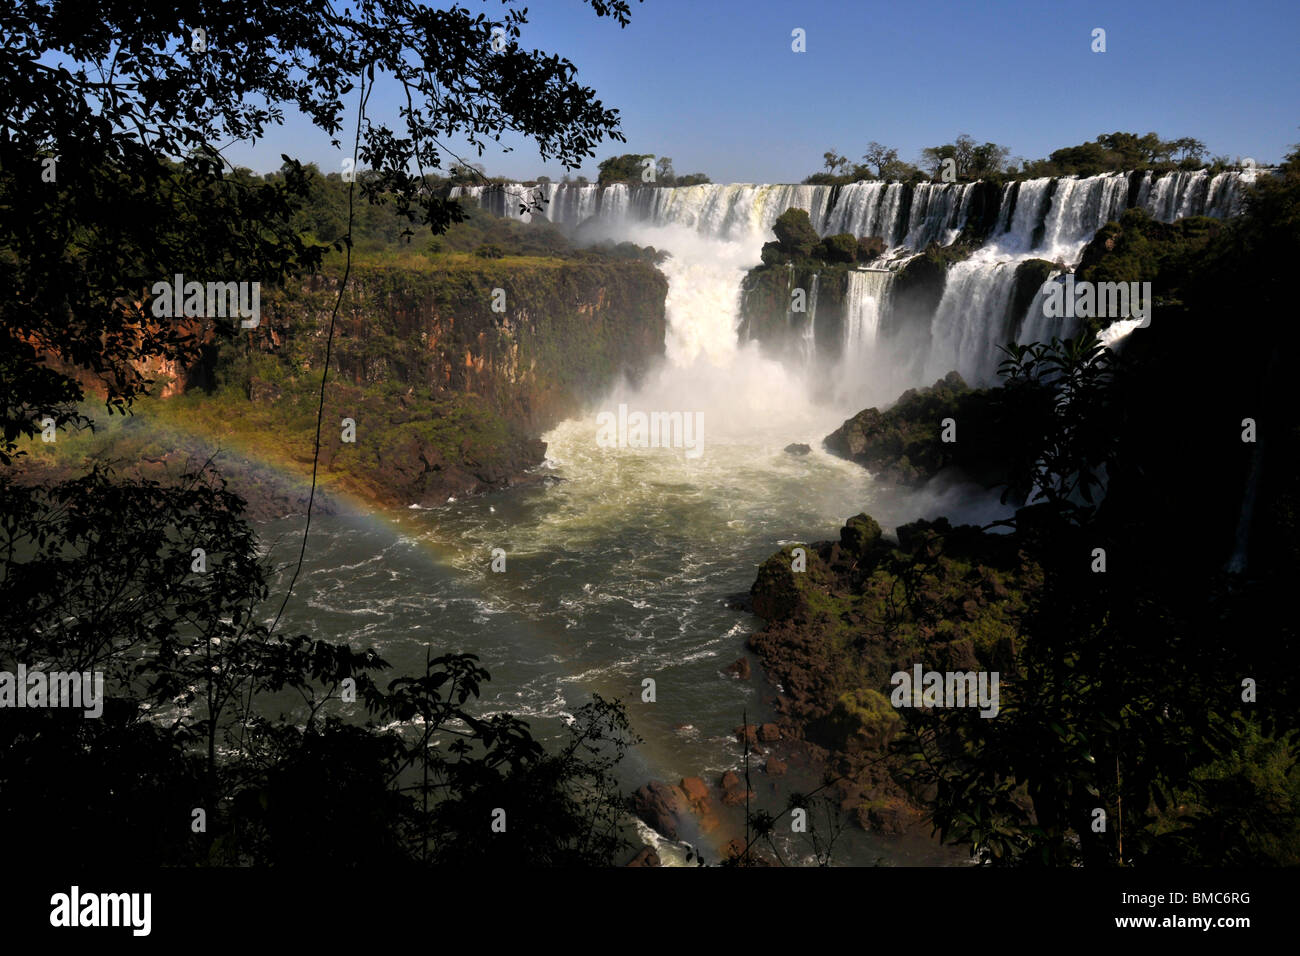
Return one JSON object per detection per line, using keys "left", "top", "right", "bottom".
{"left": 1, "top": 0, "right": 639, "bottom": 462}
{"left": 1, "top": 0, "right": 648, "bottom": 868}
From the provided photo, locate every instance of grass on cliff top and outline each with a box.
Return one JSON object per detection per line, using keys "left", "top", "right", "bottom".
{"left": 331, "top": 245, "right": 573, "bottom": 272}
{"left": 14, "top": 374, "right": 512, "bottom": 511}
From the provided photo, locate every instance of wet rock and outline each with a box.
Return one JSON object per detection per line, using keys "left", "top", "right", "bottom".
{"left": 725, "top": 657, "right": 752, "bottom": 680}
{"left": 679, "top": 777, "right": 720, "bottom": 832}
{"left": 630, "top": 781, "right": 688, "bottom": 841}
{"left": 758, "top": 723, "right": 782, "bottom": 743}
{"left": 680, "top": 776, "right": 709, "bottom": 807}
{"left": 724, "top": 591, "right": 754, "bottom": 612}
{"left": 784, "top": 443, "right": 811, "bottom": 456}
{"left": 840, "top": 513, "right": 883, "bottom": 560}
{"left": 719, "top": 769, "right": 754, "bottom": 807}
{"left": 626, "top": 846, "right": 661, "bottom": 867}
{"left": 765, "top": 756, "right": 788, "bottom": 777}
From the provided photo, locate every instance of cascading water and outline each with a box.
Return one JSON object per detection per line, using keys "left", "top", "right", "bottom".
{"left": 453, "top": 168, "right": 1257, "bottom": 392}
{"left": 1016, "top": 268, "right": 1081, "bottom": 345}
{"left": 923, "top": 258, "right": 1021, "bottom": 385}
{"left": 802, "top": 274, "right": 819, "bottom": 367}
{"left": 843, "top": 269, "right": 891, "bottom": 362}
{"left": 452, "top": 169, "right": 1250, "bottom": 243}
{"left": 387, "top": 169, "right": 1266, "bottom": 867}
{"left": 1037, "top": 173, "right": 1131, "bottom": 259}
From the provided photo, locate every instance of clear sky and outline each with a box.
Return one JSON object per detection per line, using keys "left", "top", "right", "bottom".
{"left": 223, "top": 0, "right": 1300, "bottom": 182}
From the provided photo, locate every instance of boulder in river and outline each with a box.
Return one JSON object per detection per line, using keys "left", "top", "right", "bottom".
{"left": 630, "top": 781, "right": 688, "bottom": 841}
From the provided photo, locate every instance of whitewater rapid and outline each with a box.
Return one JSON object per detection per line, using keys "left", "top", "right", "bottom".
{"left": 456, "top": 168, "right": 1254, "bottom": 392}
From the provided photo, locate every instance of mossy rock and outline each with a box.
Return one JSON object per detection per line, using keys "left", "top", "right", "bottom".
{"left": 818, "top": 687, "right": 901, "bottom": 752}
{"left": 816, "top": 233, "right": 859, "bottom": 264}
{"left": 840, "top": 513, "right": 883, "bottom": 560}
{"left": 772, "top": 207, "right": 820, "bottom": 258}
{"left": 750, "top": 543, "right": 833, "bottom": 621}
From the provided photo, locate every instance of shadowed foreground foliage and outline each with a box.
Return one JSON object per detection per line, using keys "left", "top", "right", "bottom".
{"left": 0, "top": 466, "right": 639, "bottom": 865}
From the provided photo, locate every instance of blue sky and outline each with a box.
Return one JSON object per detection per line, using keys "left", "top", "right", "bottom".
{"left": 224, "top": 0, "right": 1300, "bottom": 182}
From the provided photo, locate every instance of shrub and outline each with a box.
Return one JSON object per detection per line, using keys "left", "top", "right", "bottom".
{"left": 816, "top": 233, "right": 858, "bottom": 263}
{"left": 772, "top": 208, "right": 819, "bottom": 258}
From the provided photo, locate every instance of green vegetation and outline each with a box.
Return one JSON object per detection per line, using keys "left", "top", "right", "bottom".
{"left": 596, "top": 152, "right": 710, "bottom": 186}
{"left": 1025, "top": 131, "right": 1215, "bottom": 178}
{"left": 804, "top": 144, "right": 925, "bottom": 186}
{"left": 1, "top": 0, "right": 658, "bottom": 869}
{"left": 805, "top": 131, "right": 1253, "bottom": 187}
{"left": 920, "top": 134, "right": 1011, "bottom": 181}
{"left": 752, "top": 145, "right": 1300, "bottom": 865}
{"left": 771, "top": 208, "right": 821, "bottom": 259}
{"left": 824, "top": 370, "right": 1015, "bottom": 487}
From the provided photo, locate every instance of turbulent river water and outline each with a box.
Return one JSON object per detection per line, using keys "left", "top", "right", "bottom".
{"left": 259, "top": 221, "right": 1010, "bottom": 866}
{"left": 261, "top": 169, "right": 1253, "bottom": 864}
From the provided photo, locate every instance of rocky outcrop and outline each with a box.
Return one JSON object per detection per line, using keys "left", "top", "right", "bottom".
{"left": 630, "top": 781, "right": 689, "bottom": 841}
{"left": 630, "top": 777, "right": 720, "bottom": 842}
{"left": 719, "top": 770, "right": 753, "bottom": 808}
{"left": 743, "top": 510, "right": 1038, "bottom": 834}
{"left": 626, "top": 846, "right": 661, "bottom": 867}
{"left": 29, "top": 260, "right": 669, "bottom": 515}
{"left": 725, "top": 657, "right": 751, "bottom": 680}
{"left": 823, "top": 370, "right": 1011, "bottom": 488}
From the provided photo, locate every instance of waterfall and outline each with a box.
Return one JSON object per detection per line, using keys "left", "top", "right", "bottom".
{"left": 1037, "top": 173, "right": 1131, "bottom": 259}
{"left": 802, "top": 273, "right": 819, "bottom": 367}
{"left": 923, "top": 258, "right": 1021, "bottom": 385}
{"left": 902, "top": 183, "right": 976, "bottom": 249}
{"left": 843, "top": 269, "right": 892, "bottom": 361}
{"left": 453, "top": 168, "right": 1259, "bottom": 398}
{"left": 1016, "top": 270, "right": 1081, "bottom": 346}
{"left": 452, "top": 170, "right": 1252, "bottom": 248}
{"left": 998, "top": 178, "right": 1053, "bottom": 251}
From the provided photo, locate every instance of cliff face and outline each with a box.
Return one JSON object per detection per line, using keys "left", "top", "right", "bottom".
{"left": 228, "top": 258, "right": 669, "bottom": 508}
{"left": 823, "top": 370, "right": 1012, "bottom": 489}
{"left": 16, "top": 258, "right": 668, "bottom": 515}
{"left": 264, "top": 260, "right": 668, "bottom": 435}
{"left": 739, "top": 263, "right": 843, "bottom": 363}
{"left": 744, "top": 514, "right": 1035, "bottom": 834}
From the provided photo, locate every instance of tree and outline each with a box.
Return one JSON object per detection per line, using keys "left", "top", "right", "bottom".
{"left": 922, "top": 134, "right": 1009, "bottom": 180}
{"left": 655, "top": 155, "right": 675, "bottom": 185}
{"left": 1, "top": 0, "right": 637, "bottom": 462}
{"left": 863, "top": 142, "right": 899, "bottom": 179}
{"left": 894, "top": 264, "right": 1300, "bottom": 866}
{"left": 675, "top": 172, "right": 711, "bottom": 186}
{"left": 597, "top": 152, "right": 655, "bottom": 184}
{"left": 0, "top": 464, "right": 643, "bottom": 866}
{"left": 921, "top": 143, "right": 957, "bottom": 179}
{"left": 772, "top": 207, "right": 820, "bottom": 258}
{"left": 1170, "top": 137, "right": 1208, "bottom": 164}
{"left": 823, "top": 149, "right": 851, "bottom": 176}
{"left": 1096, "top": 131, "right": 1168, "bottom": 167}
{"left": 0, "top": 0, "right": 648, "bottom": 867}
{"left": 969, "top": 141, "right": 1011, "bottom": 179}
